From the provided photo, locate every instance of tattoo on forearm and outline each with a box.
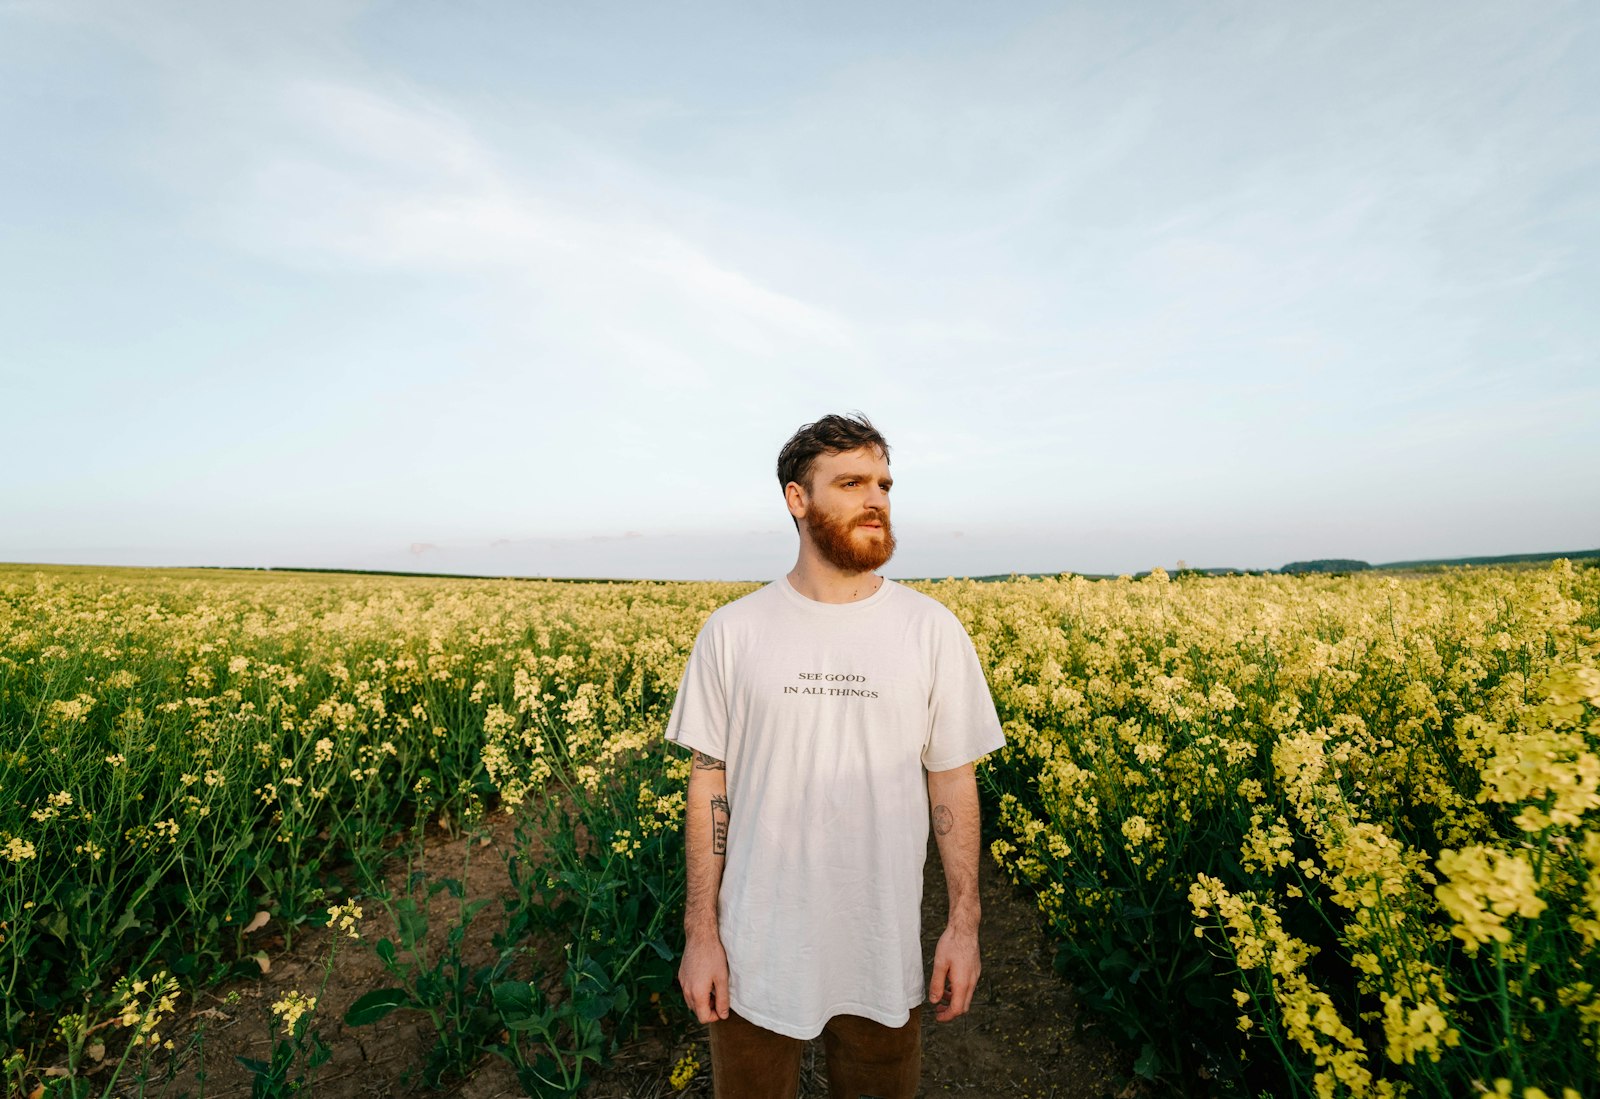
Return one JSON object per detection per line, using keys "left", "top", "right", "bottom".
{"left": 693, "top": 750, "right": 726, "bottom": 771}
{"left": 932, "top": 804, "right": 954, "bottom": 836}
{"left": 710, "top": 794, "right": 730, "bottom": 855}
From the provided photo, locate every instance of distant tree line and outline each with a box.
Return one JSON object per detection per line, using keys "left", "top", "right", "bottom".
{"left": 1280, "top": 559, "right": 1372, "bottom": 574}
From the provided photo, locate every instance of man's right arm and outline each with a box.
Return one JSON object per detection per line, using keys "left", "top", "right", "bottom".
{"left": 680, "top": 749, "right": 731, "bottom": 1023}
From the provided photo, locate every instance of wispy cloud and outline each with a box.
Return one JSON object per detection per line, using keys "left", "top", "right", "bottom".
{"left": 61, "top": 2, "right": 862, "bottom": 382}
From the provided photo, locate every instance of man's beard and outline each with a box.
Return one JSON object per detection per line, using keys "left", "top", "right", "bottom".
{"left": 805, "top": 503, "right": 897, "bottom": 573}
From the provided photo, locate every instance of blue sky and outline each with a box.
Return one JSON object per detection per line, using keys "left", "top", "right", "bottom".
{"left": 3, "top": 0, "right": 1596, "bottom": 580}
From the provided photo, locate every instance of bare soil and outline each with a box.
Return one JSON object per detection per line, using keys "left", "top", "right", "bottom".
{"left": 109, "top": 818, "right": 1139, "bottom": 1099}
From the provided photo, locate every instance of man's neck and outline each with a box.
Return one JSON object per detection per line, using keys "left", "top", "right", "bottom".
{"left": 786, "top": 558, "right": 884, "bottom": 605}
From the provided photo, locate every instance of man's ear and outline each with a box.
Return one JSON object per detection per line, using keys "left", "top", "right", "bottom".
{"left": 784, "top": 481, "right": 808, "bottom": 520}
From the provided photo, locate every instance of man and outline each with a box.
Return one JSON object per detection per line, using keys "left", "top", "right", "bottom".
{"left": 664, "top": 413, "right": 1006, "bottom": 1099}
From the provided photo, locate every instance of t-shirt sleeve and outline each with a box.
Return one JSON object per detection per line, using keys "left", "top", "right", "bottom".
{"left": 664, "top": 620, "right": 729, "bottom": 760}
{"left": 922, "top": 610, "right": 1006, "bottom": 771}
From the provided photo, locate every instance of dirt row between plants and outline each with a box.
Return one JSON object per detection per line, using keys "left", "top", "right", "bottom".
{"left": 104, "top": 814, "right": 1139, "bottom": 1099}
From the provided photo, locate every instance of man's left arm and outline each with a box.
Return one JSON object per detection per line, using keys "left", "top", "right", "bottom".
{"left": 926, "top": 760, "right": 981, "bottom": 1023}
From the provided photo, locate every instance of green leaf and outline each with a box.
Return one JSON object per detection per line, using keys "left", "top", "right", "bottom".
{"left": 396, "top": 904, "right": 428, "bottom": 950}
{"left": 41, "top": 909, "right": 68, "bottom": 944}
{"left": 492, "top": 981, "right": 548, "bottom": 1031}
{"left": 1096, "top": 948, "right": 1133, "bottom": 975}
{"left": 1133, "top": 1042, "right": 1160, "bottom": 1081}
{"left": 415, "top": 971, "right": 444, "bottom": 1004}
{"left": 345, "top": 988, "right": 409, "bottom": 1027}
{"left": 111, "top": 905, "right": 142, "bottom": 939}
{"left": 428, "top": 877, "right": 464, "bottom": 900}
{"left": 375, "top": 937, "right": 397, "bottom": 965}
{"left": 574, "top": 990, "right": 612, "bottom": 1023}
{"left": 518, "top": 1058, "right": 575, "bottom": 1099}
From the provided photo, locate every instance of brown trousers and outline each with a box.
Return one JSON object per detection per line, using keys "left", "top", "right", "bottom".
{"left": 708, "top": 1006, "right": 922, "bottom": 1099}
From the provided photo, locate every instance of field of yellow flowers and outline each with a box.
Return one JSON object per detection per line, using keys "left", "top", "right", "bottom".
{"left": 967, "top": 560, "right": 1600, "bottom": 1099}
{"left": 0, "top": 564, "right": 751, "bottom": 1097}
{"left": 2, "top": 560, "right": 1597, "bottom": 1098}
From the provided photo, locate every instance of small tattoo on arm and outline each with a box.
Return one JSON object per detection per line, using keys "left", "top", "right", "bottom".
{"left": 932, "top": 804, "right": 954, "bottom": 836}
{"left": 710, "top": 794, "right": 730, "bottom": 855}
{"left": 693, "top": 750, "right": 726, "bottom": 771}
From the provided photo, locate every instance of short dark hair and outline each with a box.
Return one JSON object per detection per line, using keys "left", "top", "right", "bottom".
{"left": 776, "top": 413, "right": 891, "bottom": 496}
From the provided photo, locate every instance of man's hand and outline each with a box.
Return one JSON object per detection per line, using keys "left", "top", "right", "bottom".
{"left": 928, "top": 923, "right": 980, "bottom": 1022}
{"left": 680, "top": 932, "right": 731, "bottom": 1024}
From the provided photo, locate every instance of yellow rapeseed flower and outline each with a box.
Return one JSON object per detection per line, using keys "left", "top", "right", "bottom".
{"left": 1435, "top": 847, "right": 1547, "bottom": 953}
{"left": 327, "top": 902, "right": 364, "bottom": 939}
{"left": 669, "top": 1046, "right": 700, "bottom": 1090}
{"left": 271, "top": 990, "right": 316, "bottom": 1033}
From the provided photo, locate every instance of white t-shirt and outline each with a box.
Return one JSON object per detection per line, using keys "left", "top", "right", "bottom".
{"left": 664, "top": 575, "right": 1006, "bottom": 1040}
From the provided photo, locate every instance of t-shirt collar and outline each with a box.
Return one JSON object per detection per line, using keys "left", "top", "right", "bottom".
{"left": 778, "top": 573, "right": 897, "bottom": 613}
